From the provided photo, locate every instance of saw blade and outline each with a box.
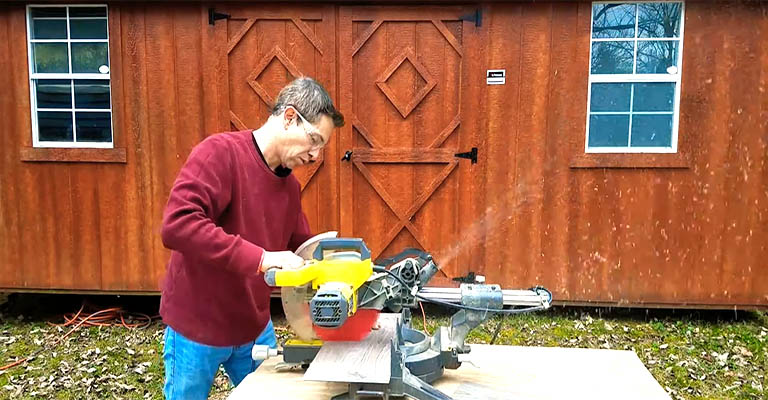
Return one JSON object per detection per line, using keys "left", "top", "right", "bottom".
{"left": 281, "top": 285, "right": 318, "bottom": 341}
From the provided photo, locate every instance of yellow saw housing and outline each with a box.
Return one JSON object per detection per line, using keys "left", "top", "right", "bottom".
{"left": 265, "top": 238, "right": 373, "bottom": 328}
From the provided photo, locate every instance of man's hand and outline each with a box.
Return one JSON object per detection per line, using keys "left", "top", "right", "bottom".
{"left": 261, "top": 251, "right": 305, "bottom": 272}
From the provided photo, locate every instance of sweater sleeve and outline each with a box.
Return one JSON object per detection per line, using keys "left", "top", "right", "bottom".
{"left": 160, "top": 136, "right": 265, "bottom": 276}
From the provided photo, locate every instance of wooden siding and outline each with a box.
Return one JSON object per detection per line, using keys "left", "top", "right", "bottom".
{"left": 470, "top": 2, "right": 768, "bottom": 307}
{"left": 0, "top": 4, "right": 221, "bottom": 291}
{"left": 0, "top": 2, "right": 766, "bottom": 308}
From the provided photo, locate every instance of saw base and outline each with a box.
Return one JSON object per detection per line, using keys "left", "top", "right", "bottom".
{"left": 302, "top": 313, "right": 456, "bottom": 400}
{"left": 282, "top": 339, "right": 323, "bottom": 366}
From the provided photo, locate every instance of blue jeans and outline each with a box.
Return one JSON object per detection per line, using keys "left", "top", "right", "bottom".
{"left": 163, "top": 320, "right": 277, "bottom": 400}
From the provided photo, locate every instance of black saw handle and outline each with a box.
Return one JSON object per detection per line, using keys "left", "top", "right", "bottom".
{"left": 313, "top": 238, "right": 371, "bottom": 260}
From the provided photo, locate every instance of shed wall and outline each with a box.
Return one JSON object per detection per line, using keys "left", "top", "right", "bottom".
{"left": 0, "top": 2, "right": 765, "bottom": 307}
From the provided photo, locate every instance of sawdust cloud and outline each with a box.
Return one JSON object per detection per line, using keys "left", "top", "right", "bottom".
{"left": 435, "top": 183, "right": 542, "bottom": 267}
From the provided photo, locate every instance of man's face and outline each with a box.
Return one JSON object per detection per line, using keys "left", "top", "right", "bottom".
{"left": 280, "top": 107, "right": 334, "bottom": 169}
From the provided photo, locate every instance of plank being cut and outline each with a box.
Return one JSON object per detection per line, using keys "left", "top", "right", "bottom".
{"left": 302, "top": 313, "right": 399, "bottom": 384}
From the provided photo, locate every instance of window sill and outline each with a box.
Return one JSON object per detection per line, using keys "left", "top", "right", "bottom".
{"left": 570, "top": 151, "right": 690, "bottom": 169}
{"left": 20, "top": 147, "right": 127, "bottom": 163}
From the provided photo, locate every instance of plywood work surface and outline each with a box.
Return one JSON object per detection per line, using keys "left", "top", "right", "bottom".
{"left": 229, "top": 326, "right": 670, "bottom": 399}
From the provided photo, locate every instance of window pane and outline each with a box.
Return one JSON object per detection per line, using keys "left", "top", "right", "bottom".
{"left": 589, "top": 114, "right": 630, "bottom": 147}
{"left": 36, "top": 79, "right": 71, "bottom": 109}
{"left": 630, "top": 114, "right": 673, "bottom": 147}
{"left": 38, "top": 111, "right": 73, "bottom": 142}
{"left": 591, "top": 41, "right": 634, "bottom": 74}
{"left": 74, "top": 80, "right": 110, "bottom": 109}
{"left": 637, "top": 41, "right": 679, "bottom": 74}
{"left": 70, "top": 20, "right": 107, "bottom": 39}
{"left": 33, "top": 43, "right": 69, "bottom": 73}
{"left": 69, "top": 7, "right": 107, "bottom": 18}
{"left": 592, "top": 4, "right": 636, "bottom": 39}
{"left": 30, "top": 8, "right": 66, "bottom": 18}
{"left": 591, "top": 83, "right": 631, "bottom": 112}
{"left": 633, "top": 83, "right": 675, "bottom": 112}
{"left": 638, "top": 3, "right": 682, "bottom": 38}
{"left": 31, "top": 19, "right": 67, "bottom": 39}
{"left": 75, "top": 112, "right": 112, "bottom": 142}
{"left": 71, "top": 43, "right": 108, "bottom": 73}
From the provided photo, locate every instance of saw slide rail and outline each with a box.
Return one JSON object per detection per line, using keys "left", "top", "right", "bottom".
{"left": 417, "top": 287, "right": 552, "bottom": 308}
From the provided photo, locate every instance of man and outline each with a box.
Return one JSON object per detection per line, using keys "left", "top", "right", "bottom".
{"left": 159, "top": 77, "right": 344, "bottom": 399}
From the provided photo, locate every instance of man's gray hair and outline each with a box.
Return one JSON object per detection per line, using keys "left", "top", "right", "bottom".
{"left": 272, "top": 77, "right": 344, "bottom": 127}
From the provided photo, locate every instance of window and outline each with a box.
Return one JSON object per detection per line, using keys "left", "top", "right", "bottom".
{"left": 26, "top": 5, "right": 113, "bottom": 148}
{"left": 586, "top": 2, "right": 684, "bottom": 153}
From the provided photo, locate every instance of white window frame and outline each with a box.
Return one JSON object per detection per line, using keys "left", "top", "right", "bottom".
{"left": 585, "top": 1, "right": 685, "bottom": 154}
{"left": 25, "top": 4, "right": 113, "bottom": 149}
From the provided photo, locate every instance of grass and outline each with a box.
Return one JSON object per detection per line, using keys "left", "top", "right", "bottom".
{"left": 1, "top": 294, "right": 765, "bottom": 399}
{"left": 451, "top": 307, "right": 767, "bottom": 400}
{"left": 0, "top": 319, "right": 166, "bottom": 399}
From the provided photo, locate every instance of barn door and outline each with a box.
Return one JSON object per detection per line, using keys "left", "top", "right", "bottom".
{"left": 338, "top": 7, "right": 478, "bottom": 283}
{"left": 215, "top": 5, "right": 338, "bottom": 233}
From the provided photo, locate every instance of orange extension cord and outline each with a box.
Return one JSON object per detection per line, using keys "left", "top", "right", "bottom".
{"left": 0, "top": 302, "right": 157, "bottom": 371}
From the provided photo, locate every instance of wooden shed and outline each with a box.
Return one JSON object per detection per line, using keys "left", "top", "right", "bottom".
{"left": 1, "top": 1, "right": 766, "bottom": 308}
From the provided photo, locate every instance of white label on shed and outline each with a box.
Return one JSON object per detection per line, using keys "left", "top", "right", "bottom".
{"left": 487, "top": 69, "right": 505, "bottom": 85}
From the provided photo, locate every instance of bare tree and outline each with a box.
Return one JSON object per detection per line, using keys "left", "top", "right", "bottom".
{"left": 592, "top": 3, "right": 681, "bottom": 74}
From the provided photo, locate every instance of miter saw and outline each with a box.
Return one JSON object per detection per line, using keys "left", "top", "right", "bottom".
{"left": 254, "top": 237, "right": 553, "bottom": 400}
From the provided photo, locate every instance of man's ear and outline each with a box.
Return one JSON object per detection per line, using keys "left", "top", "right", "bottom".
{"left": 283, "top": 107, "right": 297, "bottom": 130}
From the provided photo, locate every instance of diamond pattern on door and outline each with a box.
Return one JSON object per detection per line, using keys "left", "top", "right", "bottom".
{"left": 222, "top": 10, "right": 333, "bottom": 192}
{"left": 217, "top": 5, "right": 338, "bottom": 235}
{"left": 376, "top": 47, "right": 437, "bottom": 118}
{"left": 246, "top": 46, "right": 304, "bottom": 107}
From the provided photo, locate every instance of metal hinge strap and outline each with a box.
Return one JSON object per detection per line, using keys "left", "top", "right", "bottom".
{"left": 208, "top": 8, "right": 230, "bottom": 25}
{"left": 459, "top": 8, "right": 482, "bottom": 27}
{"left": 454, "top": 147, "right": 478, "bottom": 164}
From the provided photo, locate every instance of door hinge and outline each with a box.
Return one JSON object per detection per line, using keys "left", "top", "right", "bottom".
{"left": 454, "top": 147, "right": 478, "bottom": 164}
{"left": 208, "top": 8, "right": 230, "bottom": 25}
{"left": 459, "top": 8, "right": 482, "bottom": 27}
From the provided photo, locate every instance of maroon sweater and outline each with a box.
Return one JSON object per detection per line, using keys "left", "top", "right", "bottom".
{"left": 159, "top": 130, "right": 312, "bottom": 346}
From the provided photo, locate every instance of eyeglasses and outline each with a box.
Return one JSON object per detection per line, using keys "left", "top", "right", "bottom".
{"left": 287, "top": 106, "right": 324, "bottom": 150}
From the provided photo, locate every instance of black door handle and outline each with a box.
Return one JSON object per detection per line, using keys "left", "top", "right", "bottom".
{"left": 341, "top": 150, "right": 353, "bottom": 162}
